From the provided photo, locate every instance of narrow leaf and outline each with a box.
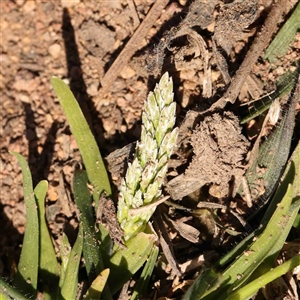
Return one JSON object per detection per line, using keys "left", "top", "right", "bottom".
{"left": 59, "top": 233, "right": 71, "bottom": 288}
{"left": 130, "top": 246, "right": 159, "bottom": 300}
{"left": 0, "top": 278, "right": 31, "bottom": 300}
{"left": 245, "top": 142, "right": 300, "bottom": 288}
{"left": 200, "top": 182, "right": 297, "bottom": 300}
{"left": 60, "top": 225, "right": 83, "bottom": 300}
{"left": 241, "top": 69, "right": 297, "bottom": 124}
{"left": 218, "top": 141, "right": 300, "bottom": 270}
{"left": 10, "top": 152, "right": 39, "bottom": 297}
{"left": 51, "top": 77, "right": 111, "bottom": 206}
{"left": 108, "top": 232, "right": 156, "bottom": 294}
{"left": 182, "top": 268, "right": 222, "bottom": 300}
{"left": 228, "top": 254, "right": 300, "bottom": 300}
{"left": 35, "top": 180, "right": 59, "bottom": 297}
{"left": 73, "top": 170, "right": 103, "bottom": 279}
{"left": 265, "top": 1, "right": 300, "bottom": 62}
{"left": 244, "top": 74, "right": 298, "bottom": 207}
{"left": 186, "top": 160, "right": 299, "bottom": 300}
{"left": 83, "top": 269, "right": 110, "bottom": 300}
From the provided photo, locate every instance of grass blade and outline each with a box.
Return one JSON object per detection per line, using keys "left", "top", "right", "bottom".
{"left": 108, "top": 232, "right": 156, "bottom": 294}
{"left": 10, "top": 152, "right": 39, "bottom": 297}
{"left": 83, "top": 269, "right": 110, "bottom": 300}
{"left": 228, "top": 254, "right": 300, "bottom": 300}
{"left": 130, "top": 246, "right": 159, "bottom": 300}
{"left": 265, "top": 1, "right": 300, "bottom": 62}
{"left": 73, "top": 170, "right": 103, "bottom": 279}
{"left": 51, "top": 77, "right": 111, "bottom": 206}
{"left": 60, "top": 225, "right": 83, "bottom": 300}
{"left": 35, "top": 180, "right": 59, "bottom": 298}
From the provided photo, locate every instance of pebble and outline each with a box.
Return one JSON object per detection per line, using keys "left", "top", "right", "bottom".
{"left": 117, "top": 97, "right": 127, "bottom": 107}
{"left": 61, "top": 0, "right": 80, "bottom": 8}
{"left": 18, "top": 93, "right": 30, "bottom": 103}
{"left": 87, "top": 82, "right": 99, "bottom": 96}
{"left": 48, "top": 43, "right": 61, "bottom": 59}
{"left": 23, "top": 0, "right": 36, "bottom": 13}
{"left": 15, "top": 0, "right": 26, "bottom": 6}
{"left": 13, "top": 79, "right": 39, "bottom": 93}
{"left": 120, "top": 66, "right": 136, "bottom": 79}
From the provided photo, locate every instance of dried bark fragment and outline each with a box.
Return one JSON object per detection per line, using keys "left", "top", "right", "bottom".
{"left": 212, "top": 0, "right": 258, "bottom": 84}
{"left": 146, "top": 0, "right": 218, "bottom": 77}
{"left": 167, "top": 112, "right": 250, "bottom": 200}
{"left": 105, "top": 142, "right": 136, "bottom": 187}
{"left": 167, "top": 216, "right": 200, "bottom": 243}
{"left": 180, "top": 0, "right": 218, "bottom": 30}
{"left": 96, "top": 193, "right": 126, "bottom": 248}
{"left": 213, "top": 0, "right": 258, "bottom": 56}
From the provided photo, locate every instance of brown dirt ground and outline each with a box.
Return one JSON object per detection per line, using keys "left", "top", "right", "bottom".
{"left": 1, "top": 0, "right": 300, "bottom": 299}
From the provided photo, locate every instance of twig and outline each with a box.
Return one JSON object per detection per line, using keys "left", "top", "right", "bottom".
{"left": 153, "top": 209, "right": 182, "bottom": 277}
{"left": 99, "top": 0, "right": 169, "bottom": 95}
{"left": 127, "top": 0, "right": 140, "bottom": 30}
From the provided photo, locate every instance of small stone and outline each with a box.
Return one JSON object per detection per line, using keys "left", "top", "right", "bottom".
{"left": 275, "top": 66, "right": 284, "bottom": 76}
{"left": 18, "top": 93, "right": 30, "bottom": 103}
{"left": 178, "top": 0, "right": 188, "bottom": 5}
{"left": 120, "top": 125, "right": 127, "bottom": 132}
{"left": 120, "top": 66, "right": 136, "bottom": 79}
{"left": 22, "top": 36, "right": 32, "bottom": 45}
{"left": 48, "top": 185, "right": 58, "bottom": 202}
{"left": 48, "top": 43, "right": 61, "bottom": 59}
{"left": 15, "top": 0, "right": 26, "bottom": 6}
{"left": 13, "top": 79, "right": 39, "bottom": 93}
{"left": 117, "top": 97, "right": 127, "bottom": 107}
{"left": 45, "top": 113, "right": 53, "bottom": 124}
{"left": 23, "top": 1, "right": 36, "bottom": 12}
{"left": 61, "top": 0, "right": 80, "bottom": 8}
{"left": 87, "top": 82, "right": 99, "bottom": 96}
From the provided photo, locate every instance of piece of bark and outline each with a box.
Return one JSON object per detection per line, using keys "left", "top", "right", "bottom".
{"left": 167, "top": 111, "right": 250, "bottom": 200}
{"left": 213, "top": 0, "right": 258, "bottom": 56}
{"left": 96, "top": 192, "right": 126, "bottom": 248}
{"left": 105, "top": 142, "right": 136, "bottom": 187}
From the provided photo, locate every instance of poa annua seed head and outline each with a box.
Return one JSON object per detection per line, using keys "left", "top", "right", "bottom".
{"left": 117, "top": 72, "right": 178, "bottom": 241}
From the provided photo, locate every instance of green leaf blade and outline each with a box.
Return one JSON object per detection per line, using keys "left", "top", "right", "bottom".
{"left": 265, "top": 1, "right": 300, "bottom": 62}
{"left": 228, "top": 254, "right": 300, "bottom": 300}
{"left": 50, "top": 77, "right": 111, "bottom": 206}
{"left": 60, "top": 225, "right": 83, "bottom": 300}
{"left": 108, "top": 232, "right": 156, "bottom": 294}
{"left": 10, "top": 152, "right": 39, "bottom": 297}
{"left": 83, "top": 269, "right": 110, "bottom": 300}
{"left": 73, "top": 170, "right": 103, "bottom": 280}
{"left": 35, "top": 180, "right": 59, "bottom": 297}
{"left": 130, "top": 246, "right": 159, "bottom": 300}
